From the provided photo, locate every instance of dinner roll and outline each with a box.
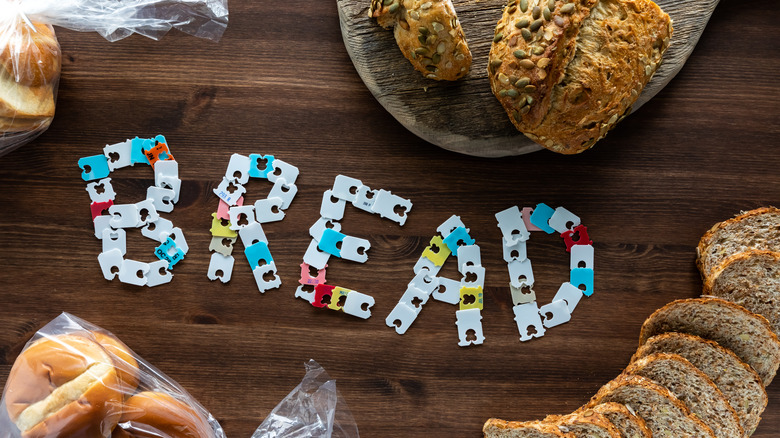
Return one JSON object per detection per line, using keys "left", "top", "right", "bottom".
{"left": 112, "top": 391, "right": 214, "bottom": 438}
{"left": 3, "top": 334, "right": 123, "bottom": 437}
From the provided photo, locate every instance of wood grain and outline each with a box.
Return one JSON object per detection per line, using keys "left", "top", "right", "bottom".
{"left": 0, "top": 0, "right": 778, "bottom": 437}
{"left": 338, "top": 0, "right": 720, "bottom": 157}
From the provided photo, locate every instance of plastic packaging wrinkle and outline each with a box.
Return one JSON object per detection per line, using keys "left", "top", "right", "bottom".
{"left": 0, "top": 312, "right": 226, "bottom": 438}
{"left": 0, "top": 0, "right": 228, "bottom": 156}
{"left": 252, "top": 360, "right": 360, "bottom": 438}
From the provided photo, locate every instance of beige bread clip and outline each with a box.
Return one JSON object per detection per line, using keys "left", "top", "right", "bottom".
{"left": 370, "top": 0, "right": 472, "bottom": 81}
{"left": 488, "top": 0, "right": 672, "bottom": 154}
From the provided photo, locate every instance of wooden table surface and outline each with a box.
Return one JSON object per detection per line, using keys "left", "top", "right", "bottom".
{"left": 0, "top": 0, "right": 778, "bottom": 436}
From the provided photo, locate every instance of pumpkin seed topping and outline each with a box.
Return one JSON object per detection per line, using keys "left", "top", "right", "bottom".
{"left": 515, "top": 18, "right": 530, "bottom": 28}
{"left": 513, "top": 49, "right": 528, "bottom": 59}
{"left": 529, "top": 19, "right": 543, "bottom": 31}
{"left": 560, "top": 3, "right": 575, "bottom": 13}
{"left": 515, "top": 77, "right": 530, "bottom": 87}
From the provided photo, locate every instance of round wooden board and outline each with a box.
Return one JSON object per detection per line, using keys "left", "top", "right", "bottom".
{"left": 338, "top": 0, "right": 720, "bottom": 157}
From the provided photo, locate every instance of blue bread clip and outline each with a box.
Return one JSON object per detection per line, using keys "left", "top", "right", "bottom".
{"left": 249, "top": 154, "right": 275, "bottom": 178}
{"left": 78, "top": 155, "right": 110, "bottom": 181}
{"left": 442, "top": 226, "right": 475, "bottom": 255}
{"left": 245, "top": 241, "right": 273, "bottom": 270}
{"left": 530, "top": 203, "right": 556, "bottom": 234}
{"left": 570, "top": 268, "right": 594, "bottom": 297}
{"left": 318, "top": 228, "right": 346, "bottom": 257}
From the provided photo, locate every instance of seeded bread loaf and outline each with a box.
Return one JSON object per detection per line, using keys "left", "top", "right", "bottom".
{"left": 704, "top": 250, "right": 780, "bottom": 336}
{"left": 633, "top": 332, "right": 767, "bottom": 435}
{"left": 543, "top": 411, "right": 621, "bottom": 438}
{"left": 584, "top": 374, "right": 715, "bottom": 438}
{"left": 588, "top": 403, "right": 651, "bottom": 438}
{"left": 488, "top": 0, "right": 672, "bottom": 154}
{"left": 624, "top": 353, "right": 744, "bottom": 438}
{"left": 483, "top": 419, "right": 574, "bottom": 437}
{"left": 370, "top": 0, "right": 472, "bottom": 80}
{"left": 638, "top": 297, "right": 780, "bottom": 386}
{"left": 696, "top": 207, "right": 780, "bottom": 280}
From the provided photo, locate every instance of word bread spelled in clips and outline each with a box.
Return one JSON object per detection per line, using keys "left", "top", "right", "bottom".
{"left": 496, "top": 204, "right": 594, "bottom": 342}
{"left": 82, "top": 135, "right": 185, "bottom": 287}
{"left": 206, "top": 153, "right": 299, "bottom": 292}
{"left": 296, "top": 175, "right": 413, "bottom": 319}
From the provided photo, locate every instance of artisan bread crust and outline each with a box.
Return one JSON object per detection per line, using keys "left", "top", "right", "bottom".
{"left": 584, "top": 374, "right": 715, "bottom": 438}
{"left": 544, "top": 411, "right": 622, "bottom": 437}
{"left": 696, "top": 207, "right": 780, "bottom": 279}
{"left": 484, "top": 418, "right": 575, "bottom": 437}
{"left": 633, "top": 332, "right": 767, "bottom": 435}
{"left": 624, "top": 352, "right": 744, "bottom": 438}
{"left": 703, "top": 249, "right": 780, "bottom": 335}
{"left": 489, "top": 0, "right": 672, "bottom": 154}
{"left": 588, "top": 402, "right": 651, "bottom": 438}
{"left": 370, "top": 0, "right": 472, "bottom": 80}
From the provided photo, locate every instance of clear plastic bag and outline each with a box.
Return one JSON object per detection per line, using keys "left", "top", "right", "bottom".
{"left": 0, "top": 312, "right": 226, "bottom": 438}
{"left": 252, "top": 360, "right": 360, "bottom": 438}
{"left": 0, "top": 0, "right": 228, "bottom": 156}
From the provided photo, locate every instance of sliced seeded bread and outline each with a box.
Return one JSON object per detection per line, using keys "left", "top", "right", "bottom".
{"left": 483, "top": 419, "right": 574, "bottom": 437}
{"left": 633, "top": 332, "right": 767, "bottom": 436}
{"left": 704, "top": 250, "right": 780, "bottom": 336}
{"left": 624, "top": 353, "right": 744, "bottom": 438}
{"left": 588, "top": 402, "right": 651, "bottom": 438}
{"left": 583, "top": 374, "right": 715, "bottom": 438}
{"left": 696, "top": 207, "right": 780, "bottom": 280}
{"left": 638, "top": 297, "right": 780, "bottom": 386}
{"left": 543, "top": 411, "right": 621, "bottom": 438}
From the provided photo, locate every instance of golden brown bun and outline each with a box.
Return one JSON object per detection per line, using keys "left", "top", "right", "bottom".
{"left": 112, "top": 392, "right": 214, "bottom": 438}
{"left": 91, "top": 332, "right": 141, "bottom": 396}
{"left": 4, "top": 334, "right": 123, "bottom": 438}
{"left": 0, "top": 22, "right": 60, "bottom": 87}
{"left": 0, "top": 67, "right": 55, "bottom": 119}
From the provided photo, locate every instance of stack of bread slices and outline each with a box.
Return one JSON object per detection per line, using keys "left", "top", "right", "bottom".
{"left": 484, "top": 207, "right": 780, "bottom": 437}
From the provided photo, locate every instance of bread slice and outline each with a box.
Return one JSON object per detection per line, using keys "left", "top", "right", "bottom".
{"left": 583, "top": 374, "right": 715, "bottom": 438}
{"left": 633, "top": 332, "right": 767, "bottom": 435}
{"left": 483, "top": 419, "right": 574, "bottom": 437}
{"left": 704, "top": 250, "right": 780, "bottom": 336}
{"left": 0, "top": 67, "right": 55, "bottom": 119}
{"left": 696, "top": 207, "right": 780, "bottom": 280}
{"left": 588, "top": 403, "right": 651, "bottom": 438}
{"left": 543, "top": 411, "right": 621, "bottom": 438}
{"left": 638, "top": 297, "right": 780, "bottom": 386}
{"left": 624, "top": 353, "right": 744, "bottom": 438}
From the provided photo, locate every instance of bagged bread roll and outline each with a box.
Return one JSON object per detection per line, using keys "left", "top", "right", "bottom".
{"left": 0, "top": 0, "right": 229, "bottom": 157}
{"left": 0, "top": 313, "right": 225, "bottom": 438}
{"left": 0, "top": 19, "right": 59, "bottom": 154}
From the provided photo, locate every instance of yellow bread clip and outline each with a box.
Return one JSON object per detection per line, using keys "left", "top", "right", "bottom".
{"left": 210, "top": 212, "right": 237, "bottom": 238}
{"left": 422, "top": 235, "right": 451, "bottom": 266}
{"left": 459, "top": 286, "right": 484, "bottom": 311}
{"left": 328, "top": 287, "right": 351, "bottom": 311}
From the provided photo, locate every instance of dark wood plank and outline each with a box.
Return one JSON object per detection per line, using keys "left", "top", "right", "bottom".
{"left": 0, "top": 0, "right": 778, "bottom": 437}
{"left": 337, "top": 0, "right": 720, "bottom": 156}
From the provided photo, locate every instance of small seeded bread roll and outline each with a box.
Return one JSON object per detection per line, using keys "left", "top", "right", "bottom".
{"left": 370, "top": 0, "right": 472, "bottom": 80}
{"left": 696, "top": 207, "right": 780, "bottom": 280}
{"left": 483, "top": 419, "right": 574, "bottom": 437}
{"left": 91, "top": 331, "right": 141, "bottom": 396}
{"left": 584, "top": 375, "right": 715, "bottom": 438}
{"left": 587, "top": 403, "right": 651, "bottom": 438}
{"left": 112, "top": 391, "right": 215, "bottom": 438}
{"left": 543, "top": 411, "right": 622, "bottom": 438}
{"left": 3, "top": 334, "right": 123, "bottom": 438}
{"left": 624, "top": 353, "right": 744, "bottom": 438}
{"left": 633, "top": 333, "right": 767, "bottom": 436}
{"left": 0, "top": 22, "right": 60, "bottom": 87}
{"left": 488, "top": 0, "right": 672, "bottom": 154}
{"left": 638, "top": 298, "right": 780, "bottom": 386}
{"left": 704, "top": 250, "right": 780, "bottom": 335}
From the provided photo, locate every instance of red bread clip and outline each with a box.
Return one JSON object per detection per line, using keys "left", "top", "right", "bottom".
{"left": 144, "top": 143, "right": 174, "bottom": 168}
{"left": 90, "top": 200, "right": 114, "bottom": 220}
{"left": 313, "top": 284, "right": 335, "bottom": 308}
{"left": 561, "top": 224, "right": 593, "bottom": 252}
{"left": 300, "top": 263, "right": 327, "bottom": 286}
